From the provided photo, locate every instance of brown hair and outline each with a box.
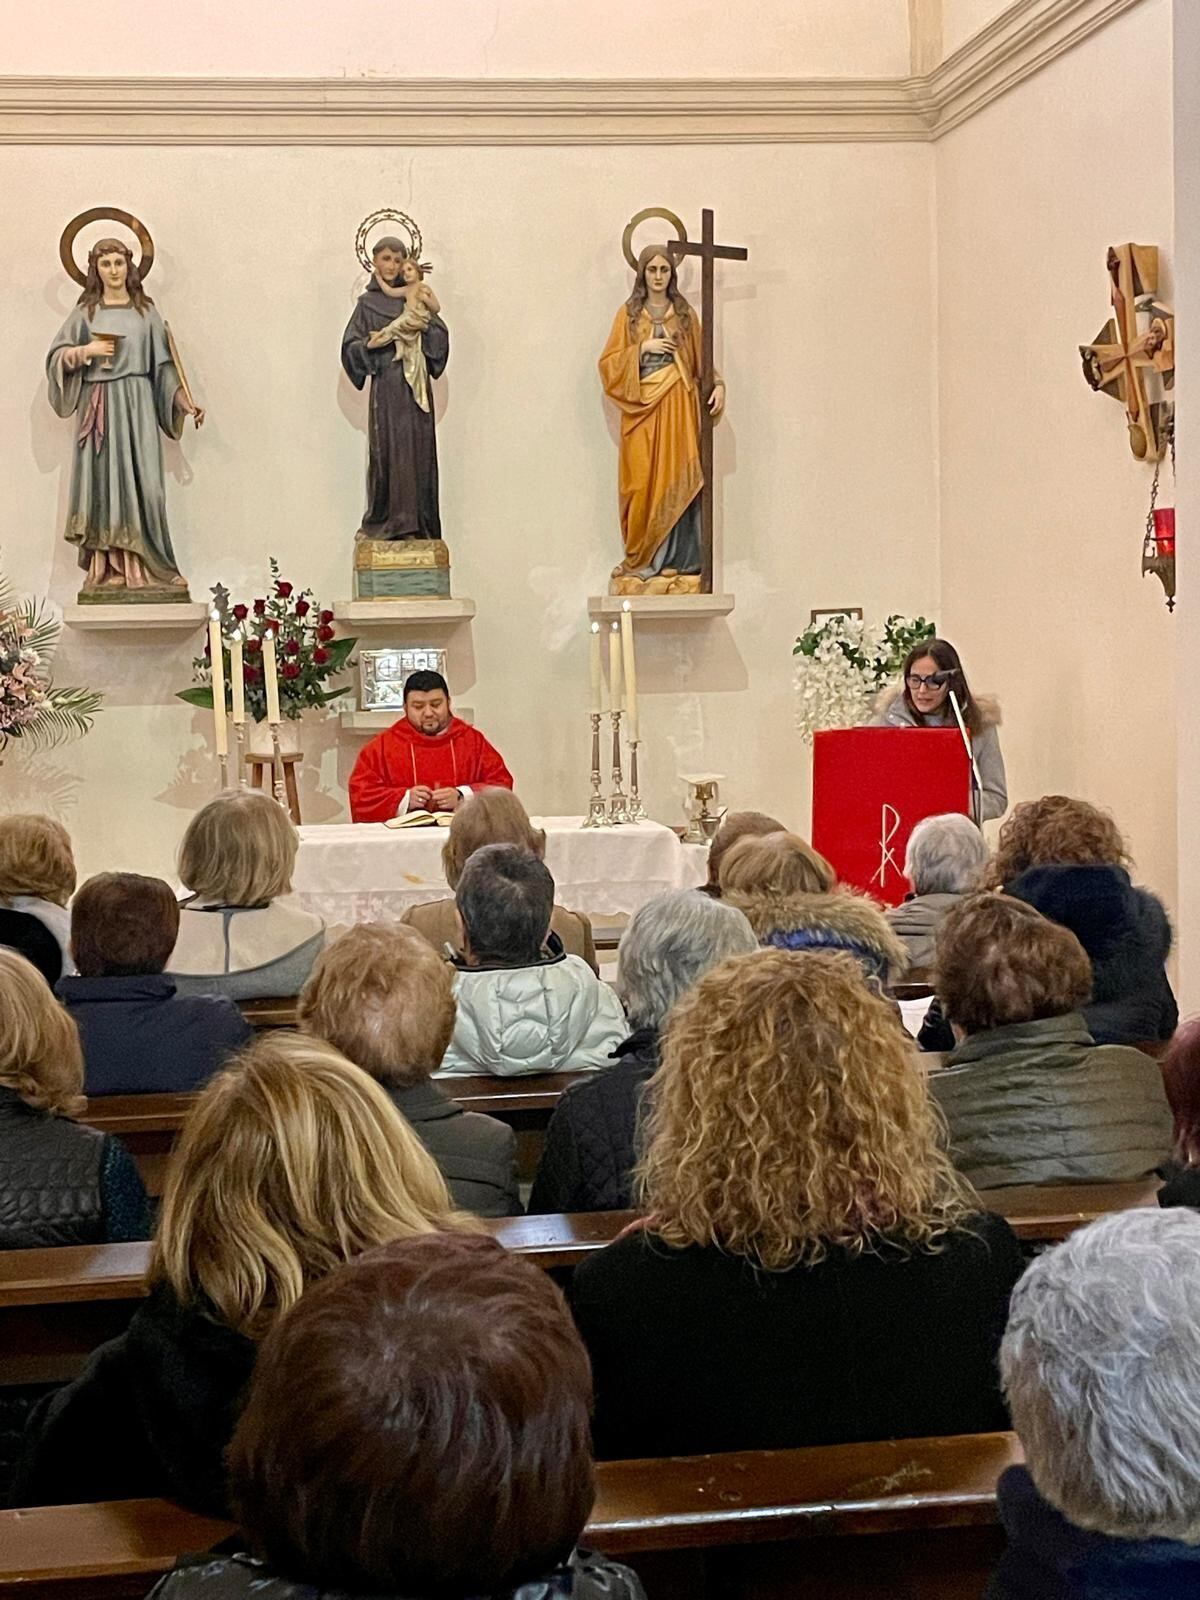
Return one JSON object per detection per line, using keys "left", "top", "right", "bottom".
{"left": 705, "top": 810, "right": 786, "bottom": 892}
{"left": 637, "top": 949, "right": 973, "bottom": 1269}
{"left": 936, "top": 893, "right": 1092, "bottom": 1034}
{"left": 150, "top": 1034, "right": 477, "bottom": 1338}
{"left": 985, "top": 795, "right": 1130, "bottom": 889}
{"left": 299, "top": 923, "right": 455, "bottom": 1088}
{"left": 77, "top": 238, "right": 153, "bottom": 316}
{"left": 0, "top": 948, "right": 85, "bottom": 1118}
{"left": 900, "top": 638, "right": 983, "bottom": 736}
{"left": 441, "top": 788, "right": 547, "bottom": 891}
{"left": 1162, "top": 1017, "right": 1200, "bottom": 1167}
{"left": 178, "top": 790, "right": 298, "bottom": 906}
{"left": 625, "top": 243, "right": 694, "bottom": 338}
{"left": 229, "top": 1234, "right": 594, "bottom": 1595}
{"left": 71, "top": 873, "right": 180, "bottom": 978}
{"left": 0, "top": 814, "right": 76, "bottom": 907}
{"left": 718, "top": 830, "right": 836, "bottom": 898}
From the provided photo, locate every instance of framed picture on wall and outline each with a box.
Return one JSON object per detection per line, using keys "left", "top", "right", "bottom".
{"left": 809, "top": 607, "right": 864, "bottom": 627}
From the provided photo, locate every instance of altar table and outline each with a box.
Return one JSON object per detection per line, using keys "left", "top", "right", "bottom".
{"left": 292, "top": 817, "right": 708, "bottom": 925}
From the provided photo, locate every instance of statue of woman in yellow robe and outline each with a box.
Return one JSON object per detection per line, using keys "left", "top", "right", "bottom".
{"left": 599, "top": 245, "right": 725, "bottom": 594}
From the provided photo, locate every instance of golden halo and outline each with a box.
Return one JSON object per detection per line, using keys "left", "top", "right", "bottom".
{"left": 355, "top": 209, "right": 430, "bottom": 275}
{"left": 622, "top": 206, "right": 688, "bottom": 272}
{"left": 59, "top": 207, "right": 155, "bottom": 287}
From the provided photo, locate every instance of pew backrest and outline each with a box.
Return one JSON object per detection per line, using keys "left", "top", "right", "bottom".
{"left": 0, "top": 1432, "right": 1023, "bottom": 1598}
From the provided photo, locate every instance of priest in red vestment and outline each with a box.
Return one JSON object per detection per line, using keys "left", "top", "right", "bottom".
{"left": 349, "top": 670, "right": 514, "bottom": 823}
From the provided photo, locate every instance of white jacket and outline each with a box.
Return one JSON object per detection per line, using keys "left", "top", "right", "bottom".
{"left": 437, "top": 954, "right": 628, "bottom": 1078}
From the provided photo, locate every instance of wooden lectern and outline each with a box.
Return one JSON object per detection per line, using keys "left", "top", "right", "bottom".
{"left": 811, "top": 728, "right": 970, "bottom": 907}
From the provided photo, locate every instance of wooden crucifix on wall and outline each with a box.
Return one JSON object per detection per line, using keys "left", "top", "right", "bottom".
{"left": 600, "top": 206, "right": 748, "bottom": 597}
{"left": 1080, "top": 243, "right": 1174, "bottom": 461}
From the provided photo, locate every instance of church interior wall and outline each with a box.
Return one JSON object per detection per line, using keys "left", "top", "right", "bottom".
{"left": 940, "top": 0, "right": 1018, "bottom": 61}
{"left": 0, "top": 139, "right": 938, "bottom": 879}
{"left": 4, "top": 0, "right": 913, "bottom": 80}
{"left": 935, "top": 0, "right": 1176, "bottom": 916}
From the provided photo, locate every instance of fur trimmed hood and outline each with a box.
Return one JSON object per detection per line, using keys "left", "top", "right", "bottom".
{"left": 874, "top": 684, "right": 1002, "bottom": 729}
{"left": 724, "top": 887, "right": 908, "bottom": 973}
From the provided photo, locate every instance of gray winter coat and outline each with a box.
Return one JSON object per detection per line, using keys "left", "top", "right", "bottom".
{"left": 874, "top": 688, "right": 1007, "bottom": 821}
{"left": 884, "top": 892, "right": 962, "bottom": 974}
{"left": 930, "top": 1013, "right": 1173, "bottom": 1190}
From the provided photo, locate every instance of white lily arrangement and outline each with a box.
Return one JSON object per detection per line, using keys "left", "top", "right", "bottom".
{"left": 793, "top": 613, "right": 935, "bottom": 742}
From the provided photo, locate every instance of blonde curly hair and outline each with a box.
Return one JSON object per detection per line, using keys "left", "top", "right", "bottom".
{"left": 985, "top": 795, "right": 1130, "bottom": 890}
{"left": 636, "top": 949, "right": 974, "bottom": 1269}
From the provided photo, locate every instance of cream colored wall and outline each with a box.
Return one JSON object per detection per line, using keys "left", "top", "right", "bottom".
{"left": 941, "top": 0, "right": 1014, "bottom": 59}
{"left": 0, "top": 141, "right": 938, "bottom": 880}
{"left": 936, "top": 0, "right": 1177, "bottom": 907}
{"left": 1173, "top": 0, "right": 1199, "bottom": 1008}
{"left": 5, "top": 0, "right": 912, "bottom": 79}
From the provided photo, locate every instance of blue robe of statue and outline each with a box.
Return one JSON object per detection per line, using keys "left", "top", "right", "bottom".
{"left": 46, "top": 303, "right": 186, "bottom": 582}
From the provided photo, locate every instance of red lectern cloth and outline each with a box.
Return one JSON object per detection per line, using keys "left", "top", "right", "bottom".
{"left": 811, "top": 727, "right": 970, "bottom": 907}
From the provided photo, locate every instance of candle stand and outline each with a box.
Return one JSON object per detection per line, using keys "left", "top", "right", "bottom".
{"left": 583, "top": 712, "right": 610, "bottom": 828}
{"left": 608, "top": 709, "right": 630, "bottom": 825}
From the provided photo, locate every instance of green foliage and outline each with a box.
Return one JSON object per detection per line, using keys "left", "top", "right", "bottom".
{"left": 0, "top": 558, "right": 102, "bottom": 752}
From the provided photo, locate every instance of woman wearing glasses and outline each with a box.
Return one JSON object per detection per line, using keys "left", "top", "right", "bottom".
{"left": 875, "top": 638, "right": 1007, "bottom": 822}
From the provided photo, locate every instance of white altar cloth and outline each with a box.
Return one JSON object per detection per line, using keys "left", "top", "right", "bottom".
{"left": 292, "top": 817, "right": 708, "bottom": 925}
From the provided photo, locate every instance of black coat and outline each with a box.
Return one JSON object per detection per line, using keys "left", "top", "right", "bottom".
{"left": 10, "top": 1285, "right": 254, "bottom": 1514}
{"left": 1007, "top": 865, "right": 1177, "bottom": 1045}
{"left": 984, "top": 1465, "right": 1200, "bottom": 1599}
{"left": 388, "top": 1081, "right": 521, "bottom": 1218}
{"left": 58, "top": 974, "right": 252, "bottom": 1096}
{"left": 568, "top": 1212, "right": 1024, "bottom": 1461}
{"left": 920, "top": 866, "right": 1178, "bottom": 1055}
{"left": 148, "top": 1549, "right": 646, "bottom": 1600}
{"left": 527, "top": 1031, "right": 658, "bottom": 1215}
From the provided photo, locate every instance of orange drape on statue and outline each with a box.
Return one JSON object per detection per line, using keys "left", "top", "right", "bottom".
{"left": 598, "top": 305, "right": 704, "bottom": 574}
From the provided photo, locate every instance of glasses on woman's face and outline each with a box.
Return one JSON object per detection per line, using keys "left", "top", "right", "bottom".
{"left": 907, "top": 672, "right": 947, "bottom": 690}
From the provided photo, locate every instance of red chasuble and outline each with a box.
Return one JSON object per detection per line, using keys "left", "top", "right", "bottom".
{"left": 348, "top": 715, "right": 514, "bottom": 823}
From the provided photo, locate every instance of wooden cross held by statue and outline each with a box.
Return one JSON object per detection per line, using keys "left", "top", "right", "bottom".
{"left": 669, "top": 209, "right": 748, "bottom": 593}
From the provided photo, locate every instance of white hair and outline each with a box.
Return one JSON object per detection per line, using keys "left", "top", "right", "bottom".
{"left": 903, "top": 813, "right": 989, "bottom": 896}
{"left": 1001, "top": 1207, "right": 1200, "bottom": 1542}
{"left": 617, "top": 890, "right": 758, "bottom": 1032}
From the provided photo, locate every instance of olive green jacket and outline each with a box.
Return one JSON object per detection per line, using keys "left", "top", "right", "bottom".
{"left": 930, "top": 1013, "right": 1173, "bottom": 1190}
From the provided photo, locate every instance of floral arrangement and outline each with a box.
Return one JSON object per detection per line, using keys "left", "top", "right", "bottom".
{"left": 792, "top": 612, "right": 935, "bottom": 741}
{"left": 0, "top": 567, "right": 102, "bottom": 751}
{"left": 177, "top": 559, "right": 357, "bottom": 724}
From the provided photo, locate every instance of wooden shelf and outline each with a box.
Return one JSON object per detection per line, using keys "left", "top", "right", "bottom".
{"left": 334, "top": 598, "right": 476, "bottom": 624}
{"left": 587, "top": 594, "right": 735, "bottom": 619}
{"left": 63, "top": 602, "right": 209, "bottom": 632}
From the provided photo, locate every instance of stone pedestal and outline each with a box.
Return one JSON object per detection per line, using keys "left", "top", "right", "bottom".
{"left": 354, "top": 538, "right": 451, "bottom": 599}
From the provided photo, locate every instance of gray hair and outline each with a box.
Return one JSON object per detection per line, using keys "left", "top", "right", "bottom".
{"left": 904, "top": 813, "right": 988, "bottom": 895}
{"left": 617, "top": 890, "right": 758, "bottom": 1032}
{"left": 455, "top": 844, "right": 554, "bottom": 966}
{"left": 1001, "top": 1207, "right": 1200, "bottom": 1542}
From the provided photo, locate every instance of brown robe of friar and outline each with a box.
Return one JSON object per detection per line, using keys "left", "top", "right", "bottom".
{"left": 340, "top": 286, "right": 449, "bottom": 540}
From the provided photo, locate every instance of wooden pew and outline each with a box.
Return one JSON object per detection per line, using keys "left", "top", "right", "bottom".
{"left": 0, "top": 1214, "right": 636, "bottom": 1385}
{"left": 0, "top": 1175, "right": 1162, "bottom": 1388}
{"left": 977, "top": 1177, "right": 1161, "bottom": 1242}
{"left": 82, "top": 1073, "right": 585, "bottom": 1195}
{"left": 0, "top": 1432, "right": 1023, "bottom": 1600}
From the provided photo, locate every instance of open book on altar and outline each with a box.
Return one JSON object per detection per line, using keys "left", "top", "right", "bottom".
{"left": 383, "top": 811, "right": 454, "bottom": 830}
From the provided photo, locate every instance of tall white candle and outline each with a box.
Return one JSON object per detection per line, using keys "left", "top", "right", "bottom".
{"left": 608, "top": 621, "right": 623, "bottom": 714}
{"left": 589, "top": 621, "right": 603, "bottom": 714}
{"left": 620, "top": 600, "right": 639, "bottom": 743}
{"left": 208, "top": 612, "right": 228, "bottom": 757}
{"left": 230, "top": 631, "right": 245, "bottom": 726}
{"left": 262, "top": 629, "right": 281, "bottom": 725}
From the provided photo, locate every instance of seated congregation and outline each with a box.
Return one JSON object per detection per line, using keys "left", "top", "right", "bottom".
{"left": 0, "top": 788, "right": 1190, "bottom": 1599}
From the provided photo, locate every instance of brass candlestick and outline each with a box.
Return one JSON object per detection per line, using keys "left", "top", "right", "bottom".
{"left": 233, "top": 721, "right": 249, "bottom": 788}
{"left": 583, "top": 711, "right": 609, "bottom": 828}
{"left": 269, "top": 722, "right": 287, "bottom": 809}
{"left": 608, "top": 709, "right": 630, "bottom": 825}
{"left": 626, "top": 740, "right": 646, "bottom": 823}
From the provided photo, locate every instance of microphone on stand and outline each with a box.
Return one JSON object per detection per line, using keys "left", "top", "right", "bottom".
{"left": 940, "top": 672, "right": 984, "bottom": 828}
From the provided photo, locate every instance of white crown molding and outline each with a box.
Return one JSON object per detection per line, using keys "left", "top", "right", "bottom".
{"left": 0, "top": 0, "right": 1148, "bottom": 146}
